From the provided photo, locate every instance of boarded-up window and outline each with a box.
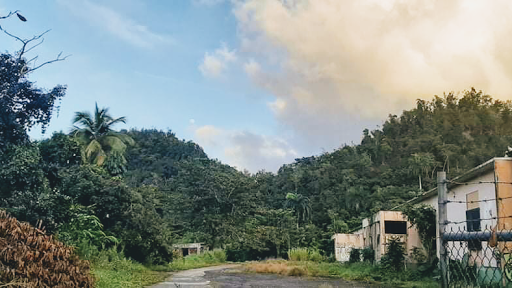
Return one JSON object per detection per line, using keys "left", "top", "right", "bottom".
{"left": 384, "top": 221, "right": 407, "bottom": 234}
{"left": 466, "top": 191, "right": 479, "bottom": 210}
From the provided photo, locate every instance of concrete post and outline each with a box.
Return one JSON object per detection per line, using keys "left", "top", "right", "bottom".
{"left": 438, "top": 172, "right": 448, "bottom": 288}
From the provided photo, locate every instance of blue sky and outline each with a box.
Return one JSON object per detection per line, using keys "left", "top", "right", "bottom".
{"left": 2, "top": 0, "right": 510, "bottom": 172}
{"left": 0, "top": 0, "right": 295, "bottom": 172}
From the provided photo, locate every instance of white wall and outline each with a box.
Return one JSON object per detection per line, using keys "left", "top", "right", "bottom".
{"left": 421, "top": 170, "right": 498, "bottom": 266}
{"left": 332, "top": 233, "right": 364, "bottom": 262}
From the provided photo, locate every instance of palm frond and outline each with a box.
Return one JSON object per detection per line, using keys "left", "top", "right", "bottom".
{"left": 100, "top": 135, "right": 127, "bottom": 154}
{"left": 108, "top": 117, "right": 127, "bottom": 127}
{"left": 73, "top": 111, "right": 94, "bottom": 128}
{"left": 104, "top": 131, "right": 134, "bottom": 146}
{"left": 85, "top": 140, "right": 106, "bottom": 166}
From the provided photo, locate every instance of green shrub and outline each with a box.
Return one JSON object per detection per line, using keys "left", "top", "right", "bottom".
{"left": 410, "top": 246, "right": 427, "bottom": 263}
{"left": 361, "top": 247, "right": 375, "bottom": 263}
{"left": 58, "top": 205, "right": 119, "bottom": 252}
{"left": 326, "top": 253, "right": 337, "bottom": 263}
{"left": 380, "top": 237, "right": 405, "bottom": 271}
{"left": 288, "top": 248, "right": 309, "bottom": 261}
{"left": 91, "top": 248, "right": 167, "bottom": 288}
{"left": 213, "top": 249, "right": 227, "bottom": 262}
{"left": 349, "top": 248, "right": 361, "bottom": 263}
{"left": 168, "top": 250, "right": 227, "bottom": 271}
{"left": 309, "top": 249, "right": 324, "bottom": 262}
{"left": 226, "top": 249, "right": 251, "bottom": 262}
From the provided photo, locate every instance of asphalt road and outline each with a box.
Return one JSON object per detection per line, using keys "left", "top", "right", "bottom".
{"left": 150, "top": 265, "right": 381, "bottom": 288}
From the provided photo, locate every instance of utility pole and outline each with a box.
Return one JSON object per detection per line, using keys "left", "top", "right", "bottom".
{"left": 438, "top": 171, "right": 448, "bottom": 288}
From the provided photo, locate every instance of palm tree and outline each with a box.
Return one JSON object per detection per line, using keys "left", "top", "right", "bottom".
{"left": 285, "top": 192, "right": 311, "bottom": 228}
{"left": 408, "top": 153, "right": 435, "bottom": 191}
{"left": 71, "top": 103, "right": 133, "bottom": 174}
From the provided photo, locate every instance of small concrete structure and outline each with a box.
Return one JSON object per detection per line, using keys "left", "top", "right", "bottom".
{"left": 333, "top": 211, "right": 422, "bottom": 263}
{"left": 332, "top": 233, "right": 364, "bottom": 262}
{"left": 360, "top": 211, "right": 422, "bottom": 262}
{"left": 173, "top": 243, "right": 208, "bottom": 257}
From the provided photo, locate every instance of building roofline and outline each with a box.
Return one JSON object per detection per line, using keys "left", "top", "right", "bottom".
{"left": 391, "top": 157, "right": 510, "bottom": 211}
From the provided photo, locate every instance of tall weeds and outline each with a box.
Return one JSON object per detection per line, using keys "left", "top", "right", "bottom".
{"left": 288, "top": 248, "right": 324, "bottom": 262}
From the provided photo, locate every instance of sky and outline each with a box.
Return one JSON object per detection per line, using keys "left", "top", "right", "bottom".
{"left": 2, "top": 0, "right": 512, "bottom": 173}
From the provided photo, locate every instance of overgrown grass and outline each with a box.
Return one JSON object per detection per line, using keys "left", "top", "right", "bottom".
{"left": 87, "top": 246, "right": 227, "bottom": 287}
{"left": 245, "top": 260, "right": 438, "bottom": 287}
{"left": 288, "top": 248, "right": 309, "bottom": 261}
{"left": 163, "top": 249, "right": 228, "bottom": 271}
{"left": 88, "top": 248, "right": 168, "bottom": 288}
{"left": 288, "top": 248, "right": 324, "bottom": 262}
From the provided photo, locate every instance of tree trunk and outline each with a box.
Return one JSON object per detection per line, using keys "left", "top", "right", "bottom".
{"left": 419, "top": 175, "right": 422, "bottom": 191}
{"left": 297, "top": 210, "right": 300, "bottom": 229}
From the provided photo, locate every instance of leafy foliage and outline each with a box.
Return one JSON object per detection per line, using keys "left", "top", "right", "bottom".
{"left": 381, "top": 237, "right": 406, "bottom": 271}
{"left": 0, "top": 53, "right": 66, "bottom": 148}
{"left": 402, "top": 204, "right": 437, "bottom": 263}
{"left": 349, "top": 248, "right": 361, "bottom": 263}
{"left": 58, "top": 205, "right": 119, "bottom": 251}
{"left": 72, "top": 103, "right": 134, "bottom": 175}
{"left": 361, "top": 247, "right": 375, "bottom": 263}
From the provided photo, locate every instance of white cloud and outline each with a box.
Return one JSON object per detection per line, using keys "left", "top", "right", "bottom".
{"left": 233, "top": 0, "right": 512, "bottom": 151}
{"left": 58, "top": 0, "right": 173, "bottom": 48}
{"left": 243, "top": 59, "right": 261, "bottom": 77}
{"left": 195, "top": 125, "right": 223, "bottom": 147}
{"left": 199, "top": 44, "right": 237, "bottom": 78}
{"left": 225, "top": 131, "right": 298, "bottom": 172}
{"left": 192, "top": 124, "right": 297, "bottom": 172}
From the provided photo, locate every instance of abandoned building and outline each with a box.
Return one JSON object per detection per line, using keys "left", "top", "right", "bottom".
{"left": 332, "top": 211, "right": 422, "bottom": 262}
{"left": 172, "top": 243, "right": 208, "bottom": 257}
{"left": 334, "top": 157, "right": 512, "bottom": 284}
{"left": 398, "top": 157, "right": 512, "bottom": 283}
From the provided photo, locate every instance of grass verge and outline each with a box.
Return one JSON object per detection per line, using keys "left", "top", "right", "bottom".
{"left": 89, "top": 248, "right": 168, "bottom": 288}
{"left": 93, "top": 265, "right": 167, "bottom": 288}
{"left": 91, "top": 249, "right": 227, "bottom": 287}
{"left": 244, "top": 260, "right": 438, "bottom": 288}
{"left": 147, "top": 249, "right": 228, "bottom": 273}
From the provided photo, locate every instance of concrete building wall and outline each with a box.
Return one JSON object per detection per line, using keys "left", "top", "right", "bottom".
{"left": 370, "top": 211, "right": 422, "bottom": 262}
{"left": 420, "top": 169, "right": 498, "bottom": 266}
{"left": 332, "top": 233, "right": 364, "bottom": 262}
{"left": 335, "top": 211, "right": 422, "bottom": 263}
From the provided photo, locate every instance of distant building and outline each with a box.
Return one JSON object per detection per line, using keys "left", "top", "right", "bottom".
{"left": 172, "top": 243, "right": 208, "bottom": 257}
{"left": 332, "top": 211, "right": 422, "bottom": 263}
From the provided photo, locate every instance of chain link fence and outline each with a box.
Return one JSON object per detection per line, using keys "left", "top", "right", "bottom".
{"left": 439, "top": 175, "right": 512, "bottom": 287}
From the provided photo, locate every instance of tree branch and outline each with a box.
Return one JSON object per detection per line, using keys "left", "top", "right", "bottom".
{"left": 28, "top": 52, "right": 71, "bottom": 73}
{"left": 0, "top": 10, "right": 20, "bottom": 20}
{"left": 1, "top": 12, "right": 69, "bottom": 74}
{"left": 3, "top": 29, "right": 51, "bottom": 60}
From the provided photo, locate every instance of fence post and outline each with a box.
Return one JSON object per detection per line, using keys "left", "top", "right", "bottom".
{"left": 438, "top": 171, "right": 448, "bottom": 288}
